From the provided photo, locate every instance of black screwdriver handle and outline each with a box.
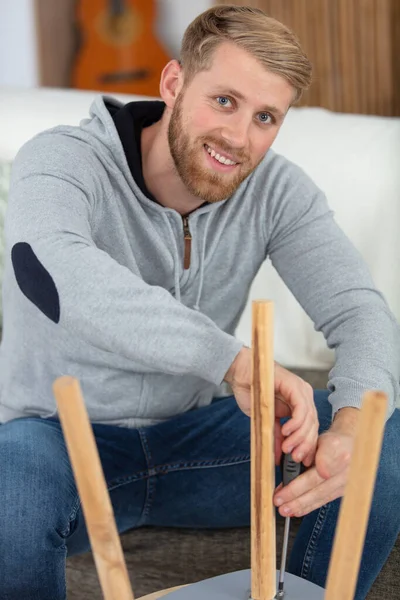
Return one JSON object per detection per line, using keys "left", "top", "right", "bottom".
{"left": 280, "top": 452, "right": 306, "bottom": 487}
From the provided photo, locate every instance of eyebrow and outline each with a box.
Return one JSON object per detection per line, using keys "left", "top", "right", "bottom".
{"left": 213, "top": 87, "right": 286, "bottom": 121}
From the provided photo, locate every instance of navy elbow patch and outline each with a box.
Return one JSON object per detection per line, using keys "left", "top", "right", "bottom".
{"left": 11, "top": 242, "right": 60, "bottom": 324}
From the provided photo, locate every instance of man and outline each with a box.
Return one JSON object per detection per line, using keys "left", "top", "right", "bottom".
{"left": 0, "top": 5, "right": 399, "bottom": 599}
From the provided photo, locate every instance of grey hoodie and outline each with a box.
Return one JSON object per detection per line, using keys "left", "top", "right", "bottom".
{"left": 0, "top": 96, "right": 398, "bottom": 425}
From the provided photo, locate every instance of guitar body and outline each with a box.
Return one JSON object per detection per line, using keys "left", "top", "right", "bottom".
{"left": 72, "top": 0, "right": 171, "bottom": 96}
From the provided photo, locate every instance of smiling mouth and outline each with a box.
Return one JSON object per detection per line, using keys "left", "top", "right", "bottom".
{"left": 204, "top": 144, "right": 239, "bottom": 166}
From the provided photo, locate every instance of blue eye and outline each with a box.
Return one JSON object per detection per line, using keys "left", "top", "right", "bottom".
{"left": 217, "top": 96, "right": 232, "bottom": 107}
{"left": 258, "top": 112, "right": 273, "bottom": 124}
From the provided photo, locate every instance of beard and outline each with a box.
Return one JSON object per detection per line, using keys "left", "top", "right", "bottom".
{"left": 167, "top": 92, "right": 258, "bottom": 203}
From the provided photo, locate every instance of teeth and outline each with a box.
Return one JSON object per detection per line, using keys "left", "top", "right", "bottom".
{"left": 206, "top": 145, "right": 237, "bottom": 166}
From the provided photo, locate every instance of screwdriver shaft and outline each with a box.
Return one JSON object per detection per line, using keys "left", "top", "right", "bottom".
{"left": 277, "top": 451, "right": 304, "bottom": 598}
{"left": 277, "top": 515, "right": 291, "bottom": 597}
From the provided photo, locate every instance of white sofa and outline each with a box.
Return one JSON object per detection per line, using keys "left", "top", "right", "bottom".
{"left": 1, "top": 85, "right": 399, "bottom": 373}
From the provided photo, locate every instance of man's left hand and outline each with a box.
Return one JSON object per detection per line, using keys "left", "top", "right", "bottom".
{"left": 273, "top": 407, "right": 360, "bottom": 517}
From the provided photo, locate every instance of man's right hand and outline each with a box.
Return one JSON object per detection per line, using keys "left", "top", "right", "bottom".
{"left": 224, "top": 347, "right": 319, "bottom": 467}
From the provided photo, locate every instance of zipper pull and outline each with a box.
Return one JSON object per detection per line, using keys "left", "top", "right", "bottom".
{"left": 182, "top": 215, "right": 192, "bottom": 270}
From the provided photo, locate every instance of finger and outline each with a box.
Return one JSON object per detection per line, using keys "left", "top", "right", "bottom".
{"left": 278, "top": 474, "right": 345, "bottom": 518}
{"left": 274, "top": 467, "right": 323, "bottom": 506}
{"left": 290, "top": 436, "right": 318, "bottom": 465}
{"left": 285, "top": 403, "right": 317, "bottom": 438}
{"left": 295, "top": 422, "right": 319, "bottom": 463}
{"left": 274, "top": 395, "right": 292, "bottom": 419}
{"left": 302, "top": 448, "right": 316, "bottom": 468}
{"left": 281, "top": 414, "right": 318, "bottom": 458}
{"left": 289, "top": 423, "right": 319, "bottom": 463}
{"left": 280, "top": 400, "right": 307, "bottom": 436}
{"left": 281, "top": 401, "right": 317, "bottom": 442}
{"left": 281, "top": 428, "right": 317, "bottom": 460}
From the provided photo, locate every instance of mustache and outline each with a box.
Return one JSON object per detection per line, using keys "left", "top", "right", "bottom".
{"left": 201, "top": 136, "right": 249, "bottom": 163}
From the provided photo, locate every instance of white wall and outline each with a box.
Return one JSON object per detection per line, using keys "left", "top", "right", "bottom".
{"left": 157, "top": 0, "right": 213, "bottom": 58}
{"left": 0, "top": 0, "right": 213, "bottom": 88}
{"left": 0, "top": 0, "right": 38, "bottom": 87}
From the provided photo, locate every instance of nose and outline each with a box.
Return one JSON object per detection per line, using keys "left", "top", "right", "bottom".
{"left": 220, "top": 113, "right": 250, "bottom": 150}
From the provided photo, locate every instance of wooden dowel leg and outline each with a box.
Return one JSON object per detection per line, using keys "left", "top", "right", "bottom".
{"left": 53, "top": 376, "right": 135, "bottom": 600}
{"left": 324, "top": 391, "right": 388, "bottom": 600}
{"left": 251, "top": 301, "right": 276, "bottom": 600}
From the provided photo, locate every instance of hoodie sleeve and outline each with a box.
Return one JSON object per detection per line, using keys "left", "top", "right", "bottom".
{"left": 265, "top": 167, "right": 400, "bottom": 420}
{"left": 6, "top": 135, "right": 243, "bottom": 384}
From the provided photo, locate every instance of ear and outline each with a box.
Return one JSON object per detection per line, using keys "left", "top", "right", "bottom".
{"left": 159, "top": 60, "right": 184, "bottom": 109}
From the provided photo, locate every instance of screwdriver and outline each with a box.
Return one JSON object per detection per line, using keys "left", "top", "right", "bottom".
{"left": 276, "top": 452, "right": 306, "bottom": 599}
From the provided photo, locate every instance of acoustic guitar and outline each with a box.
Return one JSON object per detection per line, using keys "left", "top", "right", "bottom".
{"left": 72, "top": 0, "right": 171, "bottom": 96}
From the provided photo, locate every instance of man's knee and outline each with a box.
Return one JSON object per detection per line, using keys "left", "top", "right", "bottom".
{"left": 0, "top": 418, "right": 73, "bottom": 597}
{"left": 0, "top": 417, "right": 71, "bottom": 493}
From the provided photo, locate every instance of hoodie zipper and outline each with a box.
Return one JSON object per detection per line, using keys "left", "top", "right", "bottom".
{"left": 182, "top": 216, "right": 191, "bottom": 270}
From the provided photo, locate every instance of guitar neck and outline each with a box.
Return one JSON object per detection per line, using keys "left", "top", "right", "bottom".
{"left": 109, "top": 0, "right": 125, "bottom": 17}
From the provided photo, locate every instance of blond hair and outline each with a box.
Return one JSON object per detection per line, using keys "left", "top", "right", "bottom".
{"left": 180, "top": 4, "right": 312, "bottom": 103}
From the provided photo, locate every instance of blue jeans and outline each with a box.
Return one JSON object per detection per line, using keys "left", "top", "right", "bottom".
{"left": 0, "top": 391, "right": 399, "bottom": 600}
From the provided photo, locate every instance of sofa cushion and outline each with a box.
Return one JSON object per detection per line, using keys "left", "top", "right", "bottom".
{"left": 0, "top": 87, "right": 143, "bottom": 163}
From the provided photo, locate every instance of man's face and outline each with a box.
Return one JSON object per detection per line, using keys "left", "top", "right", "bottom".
{"left": 167, "top": 42, "right": 295, "bottom": 203}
